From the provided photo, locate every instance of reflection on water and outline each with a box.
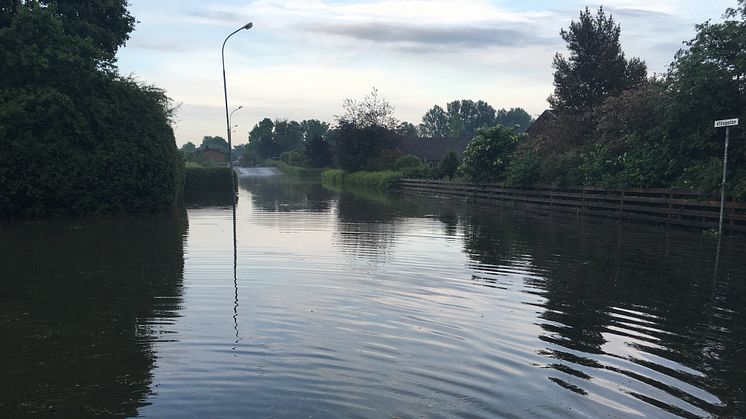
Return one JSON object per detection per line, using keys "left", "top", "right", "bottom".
{"left": 3, "top": 176, "right": 746, "bottom": 418}
{"left": 0, "top": 213, "right": 186, "bottom": 416}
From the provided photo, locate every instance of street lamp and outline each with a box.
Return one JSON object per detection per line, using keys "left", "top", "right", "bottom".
{"left": 229, "top": 106, "right": 243, "bottom": 138}
{"left": 222, "top": 22, "right": 252, "bottom": 173}
{"left": 229, "top": 105, "right": 243, "bottom": 128}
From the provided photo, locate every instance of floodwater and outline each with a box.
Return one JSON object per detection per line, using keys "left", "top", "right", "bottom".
{"left": 2, "top": 176, "right": 746, "bottom": 418}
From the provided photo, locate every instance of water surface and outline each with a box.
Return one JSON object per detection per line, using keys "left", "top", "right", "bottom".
{"left": 2, "top": 176, "right": 746, "bottom": 418}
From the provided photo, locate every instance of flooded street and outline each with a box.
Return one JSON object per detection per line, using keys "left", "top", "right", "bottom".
{"left": 2, "top": 176, "right": 746, "bottom": 418}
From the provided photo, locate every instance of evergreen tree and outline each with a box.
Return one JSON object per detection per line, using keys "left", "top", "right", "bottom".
{"left": 548, "top": 6, "right": 647, "bottom": 112}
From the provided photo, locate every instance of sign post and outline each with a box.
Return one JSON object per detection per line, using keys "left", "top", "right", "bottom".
{"left": 714, "top": 118, "right": 739, "bottom": 236}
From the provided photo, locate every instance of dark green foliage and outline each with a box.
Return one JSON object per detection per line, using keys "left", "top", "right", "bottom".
{"left": 446, "top": 100, "right": 498, "bottom": 139}
{"left": 0, "top": 0, "right": 134, "bottom": 63}
{"left": 419, "top": 105, "right": 450, "bottom": 138}
{"left": 400, "top": 166, "right": 435, "bottom": 179}
{"left": 279, "top": 150, "right": 308, "bottom": 167}
{"left": 548, "top": 6, "right": 647, "bottom": 112}
{"left": 42, "top": 0, "right": 135, "bottom": 61}
{"left": 665, "top": 1, "right": 746, "bottom": 193}
{"left": 273, "top": 119, "right": 303, "bottom": 151}
{"left": 249, "top": 118, "right": 274, "bottom": 144}
{"left": 419, "top": 101, "right": 533, "bottom": 139}
{"left": 300, "top": 119, "right": 330, "bottom": 141}
{"left": 393, "top": 154, "right": 423, "bottom": 170}
{"left": 183, "top": 167, "right": 234, "bottom": 205}
{"left": 496, "top": 108, "right": 534, "bottom": 133}
{"left": 0, "top": 1, "right": 181, "bottom": 217}
{"left": 199, "top": 136, "right": 228, "bottom": 153}
{"left": 276, "top": 161, "right": 323, "bottom": 178}
{"left": 0, "top": 1, "right": 21, "bottom": 28}
{"left": 304, "top": 135, "right": 332, "bottom": 168}
{"left": 249, "top": 117, "right": 333, "bottom": 161}
{"left": 396, "top": 121, "right": 418, "bottom": 137}
{"left": 461, "top": 126, "right": 519, "bottom": 183}
{"left": 256, "top": 136, "right": 282, "bottom": 160}
{"left": 506, "top": 153, "right": 541, "bottom": 187}
{"left": 321, "top": 169, "right": 402, "bottom": 190}
{"left": 183, "top": 167, "right": 234, "bottom": 193}
{"left": 333, "top": 121, "right": 400, "bottom": 171}
{"left": 0, "top": 78, "right": 181, "bottom": 216}
{"left": 180, "top": 142, "right": 196, "bottom": 159}
{"left": 438, "top": 150, "right": 460, "bottom": 180}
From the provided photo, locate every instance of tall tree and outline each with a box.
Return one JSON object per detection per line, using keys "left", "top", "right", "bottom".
{"left": 199, "top": 136, "right": 228, "bottom": 152}
{"left": 446, "top": 100, "right": 497, "bottom": 139}
{"left": 396, "top": 121, "right": 418, "bottom": 137}
{"left": 338, "top": 87, "right": 399, "bottom": 129}
{"left": 273, "top": 119, "right": 303, "bottom": 151}
{"left": 496, "top": 108, "right": 534, "bottom": 133}
{"left": 180, "top": 142, "right": 196, "bottom": 158}
{"left": 0, "top": 0, "right": 135, "bottom": 61}
{"left": 333, "top": 121, "right": 399, "bottom": 171}
{"left": 304, "top": 135, "right": 332, "bottom": 168}
{"left": 419, "top": 105, "right": 450, "bottom": 138}
{"left": 248, "top": 118, "right": 274, "bottom": 144}
{"left": 300, "top": 119, "right": 329, "bottom": 142}
{"left": 548, "top": 6, "right": 647, "bottom": 112}
{"left": 665, "top": 0, "right": 746, "bottom": 192}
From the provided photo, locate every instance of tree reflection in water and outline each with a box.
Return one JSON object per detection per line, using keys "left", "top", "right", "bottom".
{"left": 457, "top": 206, "right": 746, "bottom": 417}
{"left": 0, "top": 213, "right": 186, "bottom": 417}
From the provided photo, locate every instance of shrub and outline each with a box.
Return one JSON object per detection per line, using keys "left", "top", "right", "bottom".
{"left": 438, "top": 150, "right": 460, "bottom": 179}
{"left": 0, "top": 4, "right": 181, "bottom": 217}
{"left": 321, "top": 169, "right": 345, "bottom": 187}
{"left": 393, "top": 154, "right": 423, "bottom": 170}
{"left": 183, "top": 167, "right": 234, "bottom": 193}
{"left": 321, "top": 169, "right": 402, "bottom": 190}
{"left": 333, "top": 121, "right": 400, "bottom": 171}
{"left": 460, "top": 126, "right": 518, "bottom": 183}
{"left": 506, "top": 153, "right": 541, "bottom": 187}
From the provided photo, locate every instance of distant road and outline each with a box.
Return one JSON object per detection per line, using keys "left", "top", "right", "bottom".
{"left": 234, "top": 166, "right": 282, "bottom": 177}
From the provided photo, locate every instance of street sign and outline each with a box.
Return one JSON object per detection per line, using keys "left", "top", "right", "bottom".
{"left": 714, "top": 118, "right": 739, "bottom": 128}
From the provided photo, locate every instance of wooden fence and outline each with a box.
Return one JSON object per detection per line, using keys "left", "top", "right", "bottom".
{"left": 399, "top": 179, "right": 746, "bottom": 233}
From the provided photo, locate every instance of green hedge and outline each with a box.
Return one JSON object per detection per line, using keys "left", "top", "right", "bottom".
{"left": 184, "top": 167, "right": 234, "bottom": 194}
{"left": 321, "top": 169, "right": 403, "bottom": 190}
{"left": 276, "top": 161, "right": 324, "bottom": 178}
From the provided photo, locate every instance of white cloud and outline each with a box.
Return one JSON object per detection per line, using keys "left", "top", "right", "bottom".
{"left": 119, "top": 0, "right": 734, "bottom": 145}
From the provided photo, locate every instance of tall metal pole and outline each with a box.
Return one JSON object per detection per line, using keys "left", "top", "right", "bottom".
{"left": 222, "top": 23, "right": 252, "bottom": 188}
{"left": 718, "top": 126, "right": 730, "bottom": 236}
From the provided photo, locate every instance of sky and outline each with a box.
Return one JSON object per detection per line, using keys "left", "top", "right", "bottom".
{"left": 115, "top": 0, "right": 735, "bottom": 146}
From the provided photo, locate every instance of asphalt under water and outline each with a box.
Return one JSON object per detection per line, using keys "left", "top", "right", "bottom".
{"left": 2, "top": 176, "right": 746, "bottom": 418}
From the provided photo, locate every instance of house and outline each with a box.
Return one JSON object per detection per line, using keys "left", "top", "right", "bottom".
{"left": 396, "top": 137, "right": 471, "bottom": 166}
{"left": 525, "top": 109, "right": 558, "bottom": 138}
{"left": 194, "top": 144, "right": 228, "bottom": 164}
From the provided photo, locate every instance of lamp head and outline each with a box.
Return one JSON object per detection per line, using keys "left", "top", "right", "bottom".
{"left": 243, "top": 22, "right": 253, "bottom": 30}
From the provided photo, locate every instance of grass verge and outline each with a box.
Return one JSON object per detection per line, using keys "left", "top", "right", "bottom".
{"left": 275, "top": 161, "right": 324, "bottom": 178}
{"left": 321, "top": 169, "right": 403, "bottom": 190}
